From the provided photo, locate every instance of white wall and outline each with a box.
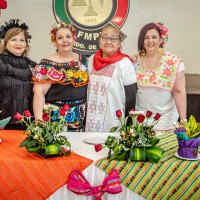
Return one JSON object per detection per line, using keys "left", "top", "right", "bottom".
{"left": 1, "top": 0, "right": 200, "bottom": 73}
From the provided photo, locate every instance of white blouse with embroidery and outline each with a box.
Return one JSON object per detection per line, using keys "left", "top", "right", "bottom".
{"left": 132, "top": 51, "right": 185, "bottom": 131}
{"left": 86, "top": 55, "right": 137, "bottom": 132}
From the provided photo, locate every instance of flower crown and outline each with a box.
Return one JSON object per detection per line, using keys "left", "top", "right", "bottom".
{"left": 0, "top": 19, "right": 31, "bottom": 41}
{"left": 155, "top": 22, "right": 168, "bottom": 47}
{"left": 50, "top": 22, "right": 77, "bottom": 43}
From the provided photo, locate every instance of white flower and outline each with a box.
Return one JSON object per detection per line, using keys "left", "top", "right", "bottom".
{"left": 33, "top": 135, "right": 39, "bottom": 139}
{"left": 44, "top": 104, "right": 59, "bottom": 111}
{"left": 129, "top": 128, "right": 134, "bottom": 135}
{"left": 130, "top": 111, "right": 144, "bottom": 115}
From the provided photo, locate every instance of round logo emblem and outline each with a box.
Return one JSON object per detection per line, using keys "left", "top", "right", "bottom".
{"left": 53, "top": 0, "right": 129, "bottom": 55}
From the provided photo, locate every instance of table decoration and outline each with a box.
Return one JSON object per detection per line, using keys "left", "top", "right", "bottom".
{"left": 15, "top": 104, "right": 72, "bottom": 158}
{"left": 67, "top": 169, "right": 122, "bottom": 200}
{"left": 95, "top": 132, "right": 200, "bottom": 200}
{"left": 95, "top": 109, "right": 164, "bottom": 163}
{"left": 174, "top": 115, "right": 200, "bottom": 159}
{"left": 0, "top": 130, "right": 93, "bottom": 200}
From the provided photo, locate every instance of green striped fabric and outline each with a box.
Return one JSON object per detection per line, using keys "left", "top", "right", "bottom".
{"left": 95, "top": 133, "right": 200, "bottom": 200}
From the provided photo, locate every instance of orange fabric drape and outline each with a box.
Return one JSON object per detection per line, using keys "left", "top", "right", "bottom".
{"left": 0, "top": 130, "right": 93, "bottom": 200}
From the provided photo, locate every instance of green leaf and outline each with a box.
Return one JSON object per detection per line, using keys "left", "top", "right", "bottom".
{"left": 110, "top": 126, "right": 118, "bottom": 132}
{"left": 25, "top": 142, "right": 34, "bottom": 149}
{"left": 115, "top": 151, "right": 128, "bottom": 161}
{"left": 139, "top": 132, "right": 146, "bottom": 143}
{"left": 150, "top": 138, "right": 160, "bottom": 146}
{"left": 48, "top": 134, "right": 54, "bottom": 143}
{"left": 19, "top": 138, "right": 31, "bottom": 147}
{"left": 30, "top": 140, "right": 37, "bottom": 146}
{"left": 124, "top": 115, "right": 129, "bottom": 126}
{"left": 130, "top": 147, "right": 146, "bottom": 161}
{"left": 160, "top": 76, "right": 169, "bottom": 80}
{"left": 26, "top": 146, "right": 42, "bottom": 153}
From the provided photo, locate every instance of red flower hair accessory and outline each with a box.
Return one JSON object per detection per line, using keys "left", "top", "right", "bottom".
{"left": 50, "top": 22, "right": 77, "bottom": 43}
{"left": 155, "top": 22, "right": 168, "bottom": 47}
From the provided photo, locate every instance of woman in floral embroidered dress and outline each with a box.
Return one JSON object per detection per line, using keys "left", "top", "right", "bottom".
{"left": 86, "top": 24, "right": 137, "bottom": 132}
{"left": 132, "top": 22, "right": 187, "bottom": 134}
{"left": 32, "top": 22, "right": 88, "bottom": 132}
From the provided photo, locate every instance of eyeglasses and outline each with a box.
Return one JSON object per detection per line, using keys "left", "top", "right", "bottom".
{"left": 100, "top": 36, "right": 120, "bottom": 43}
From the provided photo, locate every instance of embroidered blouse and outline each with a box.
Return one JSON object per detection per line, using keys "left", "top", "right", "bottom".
{"left": 31, "top": 59, "right": 89, "bottom": 87}
{"left": 132, "top": 51, "right": 184, "bottom": 92}
{"left": 132, "top": 51, "right": 185, "bottom": 131}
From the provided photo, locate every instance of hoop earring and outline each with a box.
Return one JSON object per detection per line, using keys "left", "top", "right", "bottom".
{"left": 158, "top": 48, "right": 164, "bottom": 55}
{"left": 140, "top": 49, "right": 145, "bottom": 56}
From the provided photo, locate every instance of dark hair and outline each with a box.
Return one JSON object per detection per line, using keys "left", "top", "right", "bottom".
{"left": 138, "top": 23, "right": 161, "bottom": 54}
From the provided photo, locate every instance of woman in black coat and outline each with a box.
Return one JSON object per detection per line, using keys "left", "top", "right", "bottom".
{"left": 0, "top": 19, "right": 36, "bottom": 129}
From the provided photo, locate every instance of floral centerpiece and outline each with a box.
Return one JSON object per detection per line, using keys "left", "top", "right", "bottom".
{"left": 174, "top": 115, "right": 200, "bottom": 158}
{"left": 95, "top": 109, "right": 164, "bottom": 163}
{"left": 15, "top": 104, "right": 71, "bottom": 158}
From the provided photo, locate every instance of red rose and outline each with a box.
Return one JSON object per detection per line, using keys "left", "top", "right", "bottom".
{"left": 130, "top": 108, "right": 135, "bottom": 116}
{"left": 24, "top": 110, "right": 31, "bottom": 117}
{"left": 146, "top": 111, "right": 153, "bottom": 118}
{"left": 154, "top": 113, "right": 161, "bottom": 120}
{"left": 64, "top": 104, "right": 70, "bottom": 112}
{"left": 14, "top": 113, "right": 23, "bottom": 121}
{"left": 116, "top": 110, "right": 122, "bottom": 118}
{"left": 60, "top": 107, "right": 66, "bottom": 116}
{"left": 42, "top": 113, "right": 49, "bottom": 121}
{"left": 137, "top": 114, "right": 145, "bottom": 123}
{"left": 95, "top": 144, "right": 102, "bottom": 152}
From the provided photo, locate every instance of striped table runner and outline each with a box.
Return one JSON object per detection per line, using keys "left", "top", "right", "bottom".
{"left": 0, "top": 130, "right": 93, "bottom": 200}
{"left": 95, "top": 132, "right": 200, "bottom": 200}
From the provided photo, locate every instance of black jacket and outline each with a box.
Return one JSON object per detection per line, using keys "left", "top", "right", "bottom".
{"left": 0, "top": 51, "right": 36, "bottom": 129}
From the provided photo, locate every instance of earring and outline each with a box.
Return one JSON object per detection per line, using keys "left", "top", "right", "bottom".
{"left": 140, "top": 49, "right": 145, "bottom": 56}
{"left": 158, "top": 48, "right": 164, "bottom": 55}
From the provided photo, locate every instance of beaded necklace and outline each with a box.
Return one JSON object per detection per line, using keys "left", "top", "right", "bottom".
{"left": 140, "top": 53, "right": 163, "bottom": 71}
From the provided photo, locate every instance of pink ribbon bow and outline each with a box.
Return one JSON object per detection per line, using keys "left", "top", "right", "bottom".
{"left": 67, "top": 169, "right": 122, "bottom": 200}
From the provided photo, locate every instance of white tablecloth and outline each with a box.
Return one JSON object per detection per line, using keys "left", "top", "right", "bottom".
{"left": 47, "top": 132, "right": 145, "bottom": 200}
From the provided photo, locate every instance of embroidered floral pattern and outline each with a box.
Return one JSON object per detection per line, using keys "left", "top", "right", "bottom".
{"left": 132, "top": 51, "right": 183, "bottom": 91}
{"left": 31, "top": 59, "right": 89, "bottom": 87}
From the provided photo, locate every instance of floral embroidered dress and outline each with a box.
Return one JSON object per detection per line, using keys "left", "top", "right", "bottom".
{"left": 86, "top": 55, "right": 137, "bottom": 132}
{"left": 31, "top": 55, "right": 88, "bottom": 132}
{"left": 132, "top": 51, "right": 185, "bottom": 131}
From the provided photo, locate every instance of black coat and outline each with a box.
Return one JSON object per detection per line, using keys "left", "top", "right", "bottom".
{"left": 0, "top": 51, "right": 36, "bottom": 129}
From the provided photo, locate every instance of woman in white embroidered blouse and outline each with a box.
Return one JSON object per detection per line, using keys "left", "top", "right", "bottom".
{"left": 132, "top": 22, "right": 187, "bottom": 133}
{"left": 86, "top": 24, "right": 137, "bottom": 132}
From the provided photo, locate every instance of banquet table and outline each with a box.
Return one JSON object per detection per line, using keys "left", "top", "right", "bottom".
{"left": 0, "top": 130, "right": 199, "bottom": 200}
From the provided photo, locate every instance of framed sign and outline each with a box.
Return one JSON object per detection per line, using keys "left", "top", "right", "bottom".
{"left": 53, "top": 0, "right": 130, "bottom": 55}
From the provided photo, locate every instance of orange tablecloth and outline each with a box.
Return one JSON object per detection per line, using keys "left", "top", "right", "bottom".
{"left": 0, "top": 130, "right": 93, "bottom": 200}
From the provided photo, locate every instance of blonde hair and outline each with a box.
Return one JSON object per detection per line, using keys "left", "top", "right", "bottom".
{"left": 0, "top": 27, "right": 30, "bottom": 56}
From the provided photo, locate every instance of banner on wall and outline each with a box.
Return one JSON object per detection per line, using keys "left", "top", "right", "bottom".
{"left": 53, "top": 0, "right": 130, "bottom": 55}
